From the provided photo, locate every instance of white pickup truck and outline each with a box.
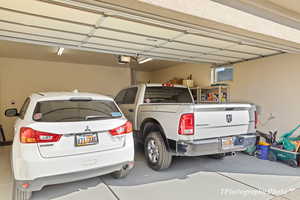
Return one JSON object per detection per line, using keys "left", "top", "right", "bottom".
{"left": 115, "top": 84, "right": 257, "bottom": 170}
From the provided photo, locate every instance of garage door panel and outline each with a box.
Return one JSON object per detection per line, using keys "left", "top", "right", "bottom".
{"left": 144, "top": 50, "right": 227, "bottom": 63}
{"left": 195, "top": 55, "right": 236, "bottom": 62}
{"left": 163, "top": 42, "right": 217, "bottom": 53}
{"left": 88, "top": 37, "right": 149, "bottom": 50}
{"left": 83, "top": 43, "right": 139, "bottom": 54}
{"left": 190, "top": 30, "right": 242, "bottom": 44}
{"left": 93, "top": 29, "right": 166, "bottom": 45}
{"left": 142, "top": 51, "right": 191, "bottom": 60}
{"left": 187, "top": 57, "right": 224, "bottom": 63}
{"left": 176, "top": 34, "right": 236, "bottom": 48}
{"left": 210, "top": 50, "right": 257, "bottom": 59}
{"left": 146, "top": 48, "right": 200, "bottom": 57}
{"left": 1, "top": 0, "right": 101, "bottom": 25}
{"left": 0, "top": 10, "right": 91, "bottom": 34}
{"left": 225, "top": 44, "right": 278, "bottom": 55}
{"left": 0, "top": 30, "right": 81, "bottom": 46}
{"left": 101, "top": 17, "right": 181, "bottom": 39}
{"left": 0, "top": 22, "right": 86, "bottom": 41}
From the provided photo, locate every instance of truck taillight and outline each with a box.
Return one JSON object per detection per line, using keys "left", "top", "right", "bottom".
{"left": 255, "top": 111, "right": 258, "bottom": 129}
{"left": 109, "top": 121, "right": 132, "bottom": 136}
{"left": 178, "top": 113, "right": 194, "bottom": 135}
{"left": 20, "top": 127, "right": 62, "bottom": 143}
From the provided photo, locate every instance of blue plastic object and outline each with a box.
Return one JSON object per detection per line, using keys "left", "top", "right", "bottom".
{"left": 256, "top": 144, "right": 270, "bottom": 160}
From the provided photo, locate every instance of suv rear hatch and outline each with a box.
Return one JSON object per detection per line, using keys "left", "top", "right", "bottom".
{"left": 193, "top": 104, "right": 255, "bottom": 140}
{"left": 26, "top": 98, "right": 129, "bottom": 158}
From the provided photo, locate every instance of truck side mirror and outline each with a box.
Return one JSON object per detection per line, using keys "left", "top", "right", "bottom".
{"left": 5, "top": 108, "right": 19, "bottom": 117}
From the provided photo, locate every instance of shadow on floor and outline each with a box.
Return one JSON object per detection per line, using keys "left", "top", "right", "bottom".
{"left": 102, "top": 144, "right": 300, "bottom": 187}
{"left": 25, "top": 144, "right": 300, "bottom": 199}
{"left": 32, "top": 177, "right": 103, "bottom": 200}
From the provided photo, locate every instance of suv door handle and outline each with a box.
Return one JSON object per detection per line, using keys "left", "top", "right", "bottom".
{"left": 128, "top": 109, "right": 134, "bottom": 112}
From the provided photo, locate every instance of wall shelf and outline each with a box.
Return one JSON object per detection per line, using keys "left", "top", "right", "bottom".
{"left": 191, "top": 86, "right": 230, "bottom": 103}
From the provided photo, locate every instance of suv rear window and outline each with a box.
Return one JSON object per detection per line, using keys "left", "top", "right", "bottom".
{"left": 33, "top": 100, "right": 122, "bottom": 122}
{"left": 144, "top": 87, "right": 193, "bottom": 103}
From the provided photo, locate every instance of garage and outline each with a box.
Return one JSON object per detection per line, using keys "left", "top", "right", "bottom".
{"left": 1, "top": 0, "right": 300, "bottom": 199}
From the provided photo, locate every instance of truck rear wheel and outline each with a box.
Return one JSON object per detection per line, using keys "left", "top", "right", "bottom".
{"left": 144, "top": 132, "right": 172, "bottom": 171}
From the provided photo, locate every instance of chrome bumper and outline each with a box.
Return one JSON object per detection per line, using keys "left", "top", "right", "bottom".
{"left": 175, "top": 133, "right": 257, "bottom": 156}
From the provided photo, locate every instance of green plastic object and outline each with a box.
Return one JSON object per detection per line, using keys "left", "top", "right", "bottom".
{"left": 278, "top": 125, "right": 300, "bottom": 151}
{"left": 245, "top": 145, "right": 256, "bottom": 156}
{"left": 269, "top": 146, "right": 300, "bottom": 167}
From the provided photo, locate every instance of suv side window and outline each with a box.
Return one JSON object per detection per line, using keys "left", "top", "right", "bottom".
{"left": 123, "top": 87, "right": 138, "bottom": 104}
{"left": 19, "top": 97, "right": 30, "bottom": 119}
{"left": 115, "top": 90, "right": 126, "bottom": 104}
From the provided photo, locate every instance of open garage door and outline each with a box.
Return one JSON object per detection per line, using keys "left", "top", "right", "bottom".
{"left": 0, "top": 0, "right": 300, "bottom": 66}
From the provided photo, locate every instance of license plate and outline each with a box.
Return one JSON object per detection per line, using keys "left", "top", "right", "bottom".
{"left": 75, "top": 133, "right": 98, "bottom": 147}
{"left": 222, "top": 137, "right": 234, "bottom": 150}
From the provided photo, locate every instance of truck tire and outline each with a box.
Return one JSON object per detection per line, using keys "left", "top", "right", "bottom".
{"left": 144, "top": 132, "right": 172, "bottom": 171}
{"left": 12, "top": 180, "right": 32, "bottom": 200}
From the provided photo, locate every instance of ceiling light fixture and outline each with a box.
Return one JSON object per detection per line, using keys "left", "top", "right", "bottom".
{"left": 138, "top": 57, "right": 153, "bottom": 64}
{"left": 117, "top": 55, "right": 131, "bottom": 64}
{"left": 57, "top": 47, "right": 64, "bottom": 56}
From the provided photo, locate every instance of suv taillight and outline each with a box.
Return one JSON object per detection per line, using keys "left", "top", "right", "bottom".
{"left": 178, "top": 113, "right": 194, "bottom": 135}
{"left": 20, "top": 127, "right": 62, "bottom": 143}
{"left": 255, "top": 111, "right": 258, "bottom": 129}
{"left": 109, "top": 121, "right": 132, "bottom": 136}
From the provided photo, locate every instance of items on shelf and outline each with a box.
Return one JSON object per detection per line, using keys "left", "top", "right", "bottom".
{"left": 166, "top": 77, "right": 183, "bottom": 85}
{"left": 190, "top": 85, "right": 230, "bottom": 103}
{"left": 165, "top": 74, "right": 194, "bottom": 87}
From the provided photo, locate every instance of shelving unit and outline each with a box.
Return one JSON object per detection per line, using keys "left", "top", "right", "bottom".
{"left": 190, "top": 86, "right": 230, "bottom": 104}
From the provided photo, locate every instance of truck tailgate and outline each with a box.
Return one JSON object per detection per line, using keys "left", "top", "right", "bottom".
{"left": 193, "top": 104, "right": 254, "bottom": 140}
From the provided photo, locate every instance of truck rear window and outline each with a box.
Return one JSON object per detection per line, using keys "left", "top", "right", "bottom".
{"left": 33, "top": 100, "right": 122, "bottom": 122}
{"left": 144, "top": 87, "right": 193, "bottom": 103}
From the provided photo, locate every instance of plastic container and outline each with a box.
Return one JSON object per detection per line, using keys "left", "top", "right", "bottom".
{"left": 183, "top": 80, "right": 194, "bottom": 88}
{"left": 256, "top": 142, "right": 270, "bottom": 160}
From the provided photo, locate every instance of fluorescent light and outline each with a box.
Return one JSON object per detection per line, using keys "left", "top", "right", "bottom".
{"left": 57, "top": 47, "right": 64, "bottom": 56}
{"left": 138, "top": 57, "right": 153, "bottom": 64}
{"left": 118, "top": 55, "right": 131, "bottom": 64}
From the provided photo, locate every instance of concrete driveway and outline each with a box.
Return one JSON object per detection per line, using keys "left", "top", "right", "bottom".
{"left": 1, "top": 145, "right": 300, "bottom": 200}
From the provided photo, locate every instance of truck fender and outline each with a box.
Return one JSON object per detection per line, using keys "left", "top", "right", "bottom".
{"left": 141, "top": 119, "right": 171, "bottom": 151}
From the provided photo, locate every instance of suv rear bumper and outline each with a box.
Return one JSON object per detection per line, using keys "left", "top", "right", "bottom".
{"left": 13, "top": 135, "right": 134, "bottom": 191}
{"left": 15, "top": 161, "right": 134, "bottom": 192}
{"left": 174, "top": 133, "right": 256, "bottom": 156}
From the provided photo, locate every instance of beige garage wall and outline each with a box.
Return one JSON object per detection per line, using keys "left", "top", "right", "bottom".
{"left": 136, "top": 71, "right": 152, "bottom": 84}
{"left": 0, "top": 57, "right": 131, "bottom": 140}
{"left": 231, "top": 53, "right": 300, "bottom": 135}
{"left": 144, "top": 54, "right": 300, "bottom": 136}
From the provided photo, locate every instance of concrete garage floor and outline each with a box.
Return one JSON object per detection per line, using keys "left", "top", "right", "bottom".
{"left": 1, "top": 145, "right": 300, "bottom": 200}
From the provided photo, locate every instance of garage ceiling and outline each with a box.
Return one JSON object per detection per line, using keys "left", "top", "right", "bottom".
{"left": 267, "top": 0, "right": 300, "bottom": 15}
{"left": 0, "top": 0, "right": 300, "bottom": 67}
{"left": 0, "top": 40, "right": 178, "bottom": 71}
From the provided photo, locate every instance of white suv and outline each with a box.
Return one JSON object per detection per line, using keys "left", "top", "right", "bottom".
{"left": 5, "top": 92, "right": 134, "bottom": 200}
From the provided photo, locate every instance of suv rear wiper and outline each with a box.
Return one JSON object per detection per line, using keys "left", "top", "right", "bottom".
{"left": 85, "top": 115, "right": 118, "bottom": 120}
